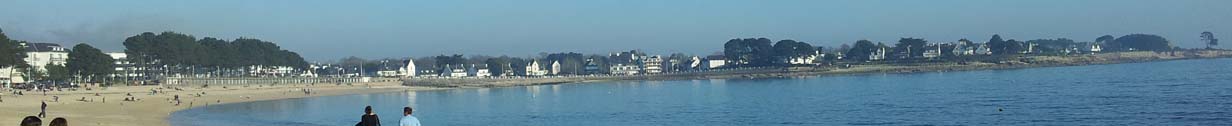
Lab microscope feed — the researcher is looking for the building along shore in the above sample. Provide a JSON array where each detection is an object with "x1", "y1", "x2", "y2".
[{"x1": 403, "y1": 50, "x2": 1232, "y2": 88}]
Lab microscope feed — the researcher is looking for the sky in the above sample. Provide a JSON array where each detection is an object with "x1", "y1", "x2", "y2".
[{"x1": 1, "y1": 0, "x2": 1229, "y2": 62}]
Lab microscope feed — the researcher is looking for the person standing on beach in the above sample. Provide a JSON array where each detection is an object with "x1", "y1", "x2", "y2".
[
  {"x1": 39, "y1": 101, "x2": 47, "y2": 118},
  {"x1": 400, "y1": 107, "x2": 420, "y2": 126},
  {"x1": 356, "y1": 106, "x2": 381, "y2": 126}
]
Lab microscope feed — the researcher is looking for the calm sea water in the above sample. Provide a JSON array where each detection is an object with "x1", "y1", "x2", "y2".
[{"x1": 170, "y1": 58, "x2": 1232, "y2": 126}]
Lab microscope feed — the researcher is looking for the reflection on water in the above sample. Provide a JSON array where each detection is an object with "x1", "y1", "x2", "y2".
[{"x1": 172, "y1": 59, "x2": 1232, "y2": 126}]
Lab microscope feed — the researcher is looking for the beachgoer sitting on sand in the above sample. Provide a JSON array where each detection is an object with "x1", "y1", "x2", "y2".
[
  {"x1": 356, "y1": 106, "x2": 381, "y2": 126},
  {"x1": 49, "y1": 117, "x2": 66, "y2": 126},
  {"x1": 400, "y1": 107, "x2": 421, "y2": 126},
  {"x1": 20, "y1": 116, "x2": 41, "y2": 126}
]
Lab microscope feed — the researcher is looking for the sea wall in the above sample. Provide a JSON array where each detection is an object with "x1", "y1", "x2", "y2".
[{"x1": 403, "y1": 67, "x2": 782, "y2": 87}]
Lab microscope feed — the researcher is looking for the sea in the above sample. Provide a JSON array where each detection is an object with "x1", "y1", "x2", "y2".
[{"x1": 170, "y1": 58, "x2": 1232, "y2": 126}]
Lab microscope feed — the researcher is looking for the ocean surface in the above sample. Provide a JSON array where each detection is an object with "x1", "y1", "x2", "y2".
[{"x1": 170, "y1": 58, "x2": 1232, "y2": 126}]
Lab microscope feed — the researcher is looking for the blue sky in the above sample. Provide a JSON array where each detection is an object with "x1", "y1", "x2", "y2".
[{"x1": 1, "y1": 0, "x2": 1229, "y2": 62}]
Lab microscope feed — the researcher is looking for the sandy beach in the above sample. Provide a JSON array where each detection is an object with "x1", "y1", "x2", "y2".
[{"x1": 0, "y1": 81, "x2": 445, "y2": 126}]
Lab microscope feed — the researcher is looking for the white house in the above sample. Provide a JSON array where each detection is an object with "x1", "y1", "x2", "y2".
[
  {"x1": 953, "y1": 43, "x2": 976, "y2": 56},
  {"x1": 0, "y1": 67, "x2": 24, "y2": 85},
  {"x1": 400, "y1": 59, "x2": 416, "y2": 77},
  {"x1": 702, "y1": 55, "x2": 726, "y2": 69},
  {"x1": 525, "y1": 60, "x2": 547, "y2": 76},
  {"x1": 922, "y1": 44, "x2": 942, "y2": 58},
  {"x1": 23, "y1": 43, "x2": 69, "y2": 72},
  {"x1": 869, "y1": 47, "x2": 887, "y2": 61},
  {"x1": 641, "y1": 55, "x2": 663, "y2": 74},
  {"x1": 1083, "y1": 42, "x2": 1102, "y2": 53},
  {"x1": 549, "y1": 61, "x2": 561, "y2": 75},
  {"x1": 376, "y1": 70, "x2": 400, "y2": 77},
  {"x1": 974, "y1": 44, "x2": 993, "y2": 55},
  {"x1": 609, "y1": 64, "x2": 640, "y2": 75},
  {"x1": 4, "y1": 42, "x2": 70, "y2": 85},
  {"x1": 466, "y1": 64, "x2": 490, "y2": 77},
  {"x1": 105, "y1": 52, "x2": 142, "y2": 79},
  {"x1": 687, "y1": 56, "x2": 701, "y2": 70},
  {"x1": 786, "y1": 51, "x2": 821, "y2": 65},
  {"x1": 439, "y1": 64, "x2": 468, "y2": 77}
]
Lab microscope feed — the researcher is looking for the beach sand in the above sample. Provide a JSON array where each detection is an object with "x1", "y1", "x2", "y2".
[{"x1": 0, "y1": 81, "x2": 444, "y2": 126}]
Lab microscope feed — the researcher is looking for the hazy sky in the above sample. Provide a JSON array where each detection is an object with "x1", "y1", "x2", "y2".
[{"x1": 1, "y1": 0, "x2": 1229, "y2": 62}]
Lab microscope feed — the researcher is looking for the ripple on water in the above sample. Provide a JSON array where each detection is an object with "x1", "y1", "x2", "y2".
[{"x1": 168, "y1": 59, "x2": 1232, "y2": 126}]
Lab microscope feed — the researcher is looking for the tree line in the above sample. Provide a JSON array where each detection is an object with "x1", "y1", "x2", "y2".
[
  {"x1": 831, "y1": 34, "x2": 1183, "y2": 62},
  {"x1": 723, "y1": 38, "x2": 818, "y2": 67},
  {"x1": 123, "y1": 32, "x2": 308, "y2": 77}
]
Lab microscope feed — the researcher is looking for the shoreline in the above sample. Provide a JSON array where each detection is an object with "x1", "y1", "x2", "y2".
[
  {"x1": 406, "y1": 50, "x2": 1232, "y2": 88},
  {"x1": 0, "y1": 50, "x2": 1227, "y2": 126}
]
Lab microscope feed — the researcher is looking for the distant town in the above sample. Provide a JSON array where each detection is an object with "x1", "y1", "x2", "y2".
[{"x1": 0, "y1": 27, "x2": 1224, "y2": 88}]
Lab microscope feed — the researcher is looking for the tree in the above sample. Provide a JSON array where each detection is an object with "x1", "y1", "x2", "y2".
[
  {"x1": 0, "y1": 27, "x2": 27, "y2": 68},
  {"x1": 665, "y1": 53, "x2": 692, "y2": 71},
  {"x1": 1096, "y1": 35, "x2": 1116, "y2": 50},
  {"x1": 845, "y1": 40, "x2": 878, "y2": 61},
  {"x1": 958, "y1": 39, "x2": 974, "y2": 45},
  {"x1": 837, "y1": 44, "x2": 851, "y2": 54},
  {"x1": 893, "y1": 38, "x2": 928, "y2": 58},
  {"x1": 987, "y1": 34, "x2": 1023, "y2": 55},
  {"x1": 544, "y1": 52, "x2": 585, "y2": 74},
  {"x1": 485, "y1": 57, "x2": 513, "y2": 76},
  {"x1": 987, "y1": 34, "x2": 1006, "y2": 54},
  {"x1": 66, "y1": 44, "x2": 116, "y2": 83},
  {"x1": 44, "y1": 65, "x2": 69, "y2": 82},
  {"x1": 1026, "y1": 38, "x2": 1077, "y2": 54},
  {"x1": 1111, "y1": 34, "x2": 1172, "y2": 51},
  {"x1": 433, "y1": 54, "x2": 466, "y2": 70},
  {"x1": 122, "y1": 32, "x2": 309, "y2": 78},
  {"x1": 1006, "y1": 39, "x2": 1025, "y2": 54},
  {"x1": 723, "y1": 38, "x2": 773, "y2": 66},
  {"x1": 1202, "y1": 31, "x2": 1219, "y2": 49},
  {"x1": 771, "y1": 40, "x2": 817, "y2": 64}
]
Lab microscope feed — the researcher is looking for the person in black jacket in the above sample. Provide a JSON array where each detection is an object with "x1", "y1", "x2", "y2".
[{"x1": 356, "y1": 106, "x2": 381, "y2": 126}]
